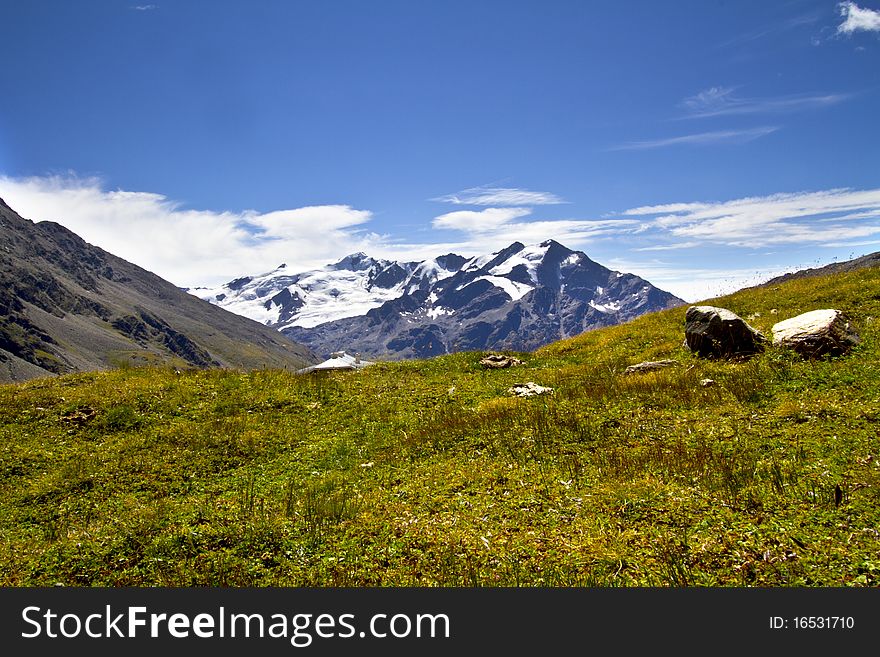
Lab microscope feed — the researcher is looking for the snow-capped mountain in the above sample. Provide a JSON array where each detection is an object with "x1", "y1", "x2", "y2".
[
  {"x1": 190, "y1": 252, "x2": 467, "y2": 329},
  {"x1": 191, "y1": 240, "x2": 685, "y2": 359}
]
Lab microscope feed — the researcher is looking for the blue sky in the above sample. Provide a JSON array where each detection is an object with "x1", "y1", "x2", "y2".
[{"x1": 1, "y1": 0, "x2": 879, "y2": 300}]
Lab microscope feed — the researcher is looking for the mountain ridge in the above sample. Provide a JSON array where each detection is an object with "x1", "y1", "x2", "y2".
[{"x1": 755, "y1": 251, "x2": 880, "y2": 288}]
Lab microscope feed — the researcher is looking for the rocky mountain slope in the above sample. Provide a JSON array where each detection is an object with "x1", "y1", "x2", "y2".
[
  {"x1": 756, "y1": 251, "x2": 880, "y2": 287},
  {"x1": 195, "y1": 239, "x2": 685, "y2": 359},
  {"x1": 0, "y1": 198, "x2": 316, "y2": 382}
]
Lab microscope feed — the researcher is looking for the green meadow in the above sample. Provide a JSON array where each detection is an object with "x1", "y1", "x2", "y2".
[{"x1": 1, "y1": 265, "x2": 878, "y2": 586}]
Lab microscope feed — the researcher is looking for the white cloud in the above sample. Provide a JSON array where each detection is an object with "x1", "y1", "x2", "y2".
[
  {"x1": 633, "y1": 242, "x2": 701, "y2": 252},
  {"x1": 432, "y1": 205, "x2": 639, "y2": 254},
  {"x1": 681, "y1": 86, "x2": 738, "y2": 114},
  {"x1": 717, "y1": 11, "x2": 822, "y2": 48},
  {"x1": 432, "y1": 207, "x2": 532, "y2": 232},
  {"x1": 602, "y1": 258, "x2": 798, "y2": 303},
  {"x1": 837, "y1": 2, "x2": 880, "y2": 34},
  {"x1": 624, "y1": 188, "x2": 880, "y2": 248},
  {"x1": 680, "y1": 87, "x2": 849, "y2": 118},
  {"x1": 432, "y1": 186, "x2": 565, "y2": 206},
  {"x1": 0, "y1": 174, "x2": 381, "y2": 287},
  {"x1": 459, "y1": 218, "x2": 640, "y2": 252},
  {"x1": 131, "y1": 4, "x2": 157, "y2": 10},
  {"x1": 822, "y1": 238, "x2": 880, "y2": 248},
  {"x1": 248, "y1": 205, "x2": 371, "y2": 239},
  {"x1": 610, "y1": 126, "x2": 779, "y2": 151},
  {"x1": 623, "y1": 202, "x2": 712, "y2": 216}
]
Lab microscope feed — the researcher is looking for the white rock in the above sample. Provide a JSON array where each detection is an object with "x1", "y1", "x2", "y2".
[{"x1": 772, "y1": 309, "x2": 859, "y2": 357}]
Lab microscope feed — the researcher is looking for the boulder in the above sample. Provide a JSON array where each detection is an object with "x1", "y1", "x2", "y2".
[
  {"x1": 684, "y1": 305, "x2": 766, "y2": 359},
  {"x1": 623, "y1": 359, "x2": 677, "y2": 375},
  {"x1": 771, "y1": 309, "x2": 859, "y2": 358},
  {"x1": 480, "y1": 353, "x2": 524, "y2": 369},
  {"x1": 508, "y1": 382, "x2": 553, "y2": 397}
]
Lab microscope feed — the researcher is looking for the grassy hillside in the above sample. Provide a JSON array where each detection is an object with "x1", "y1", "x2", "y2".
[{"x1": 1, "y1": 265, "x2": 878, "y2": 586}]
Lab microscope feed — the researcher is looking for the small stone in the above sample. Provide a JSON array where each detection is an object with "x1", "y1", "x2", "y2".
[
  {"x1": 507, "y1": 382, "x2": 553, "y2": 397},
  {"x1": 623, "y1": 360, "x2": 678, "y2": 375},
  {"x1": 480, "y1": 353, "x2": 524, "y2": 369},
  {"x1": 700, "y1": 378, "x2": 716, "y2": 387}
]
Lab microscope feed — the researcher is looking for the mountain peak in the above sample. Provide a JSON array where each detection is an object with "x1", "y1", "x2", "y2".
[
  {"x1": 537, "y1": 239, "x2": 575, "y2": 257},
  {"x1": 331, "y1": 252, "x2": 375, "y2": 271},
  {"x1": 539, "y1": 239, "x2": 567, "y2": 250}
]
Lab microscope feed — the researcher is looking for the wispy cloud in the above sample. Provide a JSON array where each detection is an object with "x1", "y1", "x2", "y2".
[
  {"x1": 632, "y1": 242, "x2": 701, "y2": 252},
  {"x1": 823, "y1": 238, "x2": 880, "y2": 248},
  {"x1": 623, "y1": 188, "x2": 880, "y2": 248},
  {"x1": 609, "y1": 126, "x2": 778, "y2": 151},
  {"x1": 432, "y1": 186, "x2": 565, "y2": 206},
  {"x1": 432, "y1": 207, "x2": 532, "y2": 232},
  {"x1": 602, "y1": 257, "x2": 799, "y2": 303},
  {"x1": 837, "y1": 1, "x2": 880, "y2": 34},
  {"x1": 131, "y1": 4, "x2": 157, "y2": 10},
  {"x1": 431, "y1": 205, "x2": 640, "y2": 253},
  {"x1": 717, "y1": 11, "x2": 822, "y2": 48},
  {"x1": 680, "y1": 87, "x2": 849, "y2": 118},
  {"x1": 624, "y1": 202, "x2": 712, "y2": 216}
]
